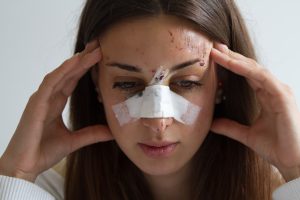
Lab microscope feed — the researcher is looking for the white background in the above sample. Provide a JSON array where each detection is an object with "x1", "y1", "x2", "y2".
[{"x1": 1, "y1": 0, "x2": 300, "y2": 156}]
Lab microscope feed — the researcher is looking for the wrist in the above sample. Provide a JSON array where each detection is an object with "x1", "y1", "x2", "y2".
[
  {"x1": 0, "y1": 159, "x2": 37, "y2": 183},
  {"x1": 277, "y1": 165, "x2": 300, "y2": 182}
]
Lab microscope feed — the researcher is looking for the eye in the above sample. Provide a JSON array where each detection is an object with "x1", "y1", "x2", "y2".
[
  {"x1": 113, "y1": 81, "x2": 144, "y2": 91},
  {"x1": 170, "y1": 80, "x2": 203, "y2": 91}
]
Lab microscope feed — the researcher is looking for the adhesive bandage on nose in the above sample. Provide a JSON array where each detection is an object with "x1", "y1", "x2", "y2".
[{"x1": 112, "y1": 67, "x2": 202, "y2": 126}]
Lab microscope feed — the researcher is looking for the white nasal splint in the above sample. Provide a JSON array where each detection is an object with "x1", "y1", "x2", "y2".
[{"x1": 112, "y1": 67, "x2": 202, "y2": 126}]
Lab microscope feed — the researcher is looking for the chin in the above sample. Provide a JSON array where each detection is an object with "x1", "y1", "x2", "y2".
[{"x1": 133, "y1": 157, "x2": 187, "y2": 177}]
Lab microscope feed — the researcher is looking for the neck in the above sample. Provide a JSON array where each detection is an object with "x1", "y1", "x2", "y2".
[{"x1": 144, "y1": 160, "x2": 193, "y2": 200}]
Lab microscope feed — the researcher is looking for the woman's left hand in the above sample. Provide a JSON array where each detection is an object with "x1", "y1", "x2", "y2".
[{"x1": 210, "y1": 43, "x2": 300, "y2": 182}]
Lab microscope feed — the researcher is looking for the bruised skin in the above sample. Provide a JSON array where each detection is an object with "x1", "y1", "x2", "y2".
[
  {"x1": 167, "y1": 29, "x2": 210, "y2": 69},
  {"x1": 95, "y1": 15, "x2": 217, "y2": 185},
  {"x1": 168, "y1": 29, "x2": 209, "y2": 67},
  {"x1": 99, "y1": 16, "x2": 212, "y2": 77}
]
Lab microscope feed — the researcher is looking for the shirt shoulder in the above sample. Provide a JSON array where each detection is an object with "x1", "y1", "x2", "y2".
[
  {"x1": 35, "y1": 162, "x2": 65, "y2": 200},
  {"x1": 272, "y1": 177, "x2": 300, "y2": 200}
]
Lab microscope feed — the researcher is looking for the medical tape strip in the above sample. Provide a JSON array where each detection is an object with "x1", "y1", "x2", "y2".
[{"x1": 112, "y1": 66, "x2": 202, "y2": 126}]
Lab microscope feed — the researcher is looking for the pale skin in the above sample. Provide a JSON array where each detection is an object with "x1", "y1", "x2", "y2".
[
  {"x1": 211, "y1": 44, "x2": 300, "y2": 181},
  {"x1": 93, "y1": 16, "x2": 216, "y2": 200},
  {"x1": 0, "y1": 15, "x2": 299, "y2": 200}
]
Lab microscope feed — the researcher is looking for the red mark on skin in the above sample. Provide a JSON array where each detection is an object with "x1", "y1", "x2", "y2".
[
  {"x1": 168, "y1": 30, "x2": 175, "y2": 43},
  {"x1": 135, "y1": 48, "x2": 145, "y2": 55},
  {"x1": 200, "y1": 60, "x2": 205, "y2": 66},
  {"x1": 175, "y1": 45, "x2": 184, "y2": 51},
  {"x1": 151, "y1": 69, "x2": 156, "y2": 74}
]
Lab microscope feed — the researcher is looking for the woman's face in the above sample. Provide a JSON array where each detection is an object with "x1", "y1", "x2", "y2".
[{"x1": 94, "y1": 15, "x2": 218, "y2": 176}]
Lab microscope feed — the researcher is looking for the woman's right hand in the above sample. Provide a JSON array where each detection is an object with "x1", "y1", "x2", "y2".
[{"x1": 0, "y1": 40, "x2": 114, "y2": 183}]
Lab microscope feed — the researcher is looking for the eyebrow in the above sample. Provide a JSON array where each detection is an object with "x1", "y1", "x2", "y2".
[{"x1": 106, "y1": 58, "x2": 201, "y2": 73}]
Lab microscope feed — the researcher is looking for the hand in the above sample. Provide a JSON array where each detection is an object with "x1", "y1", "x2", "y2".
[
  {"x1": 210, "y1": 43, "x2": 300, "y2": 182},
  {"x1": 0, "y1": 40, "x2": 114, "y2": 182}
]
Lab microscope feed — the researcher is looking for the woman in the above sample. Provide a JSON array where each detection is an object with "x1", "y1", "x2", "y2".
[{"x1": 0, "y1": 0, "x2": 300, "y2": 199}]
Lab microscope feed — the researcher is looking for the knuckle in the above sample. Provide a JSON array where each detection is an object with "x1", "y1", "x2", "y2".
[
  {"x1": 282, "y1": 83, "x2": 294, "y2": 95},
  {"x1": 277, "y1": 84, "x2": 295, "y2": 104},
  {"x1": 64, "y1": 54, "x2": 80, "y2": 65},
  {"x1": 63, "y1": 58, "x2": 74, "y2": 66},
  {"x1": 59, "y1": 89, "x2": 69, "y2": 98},
  {"x1": 64, "y1": 56, "x2": 81, "y2": 69},
  {"x1": 252, "y1": 60, "x2": 260, "y2": 68},
  {"x1": 227, "y1": 49, "x2": 232, "y2": 56},
  {"x1": 246, "y1": 66, "x2": 256, "y2": 77},
  {"x1": 28, "y1": 91, "x2": 38, "y2": 102},
  {"x1": 261, "y1": 66, "x2": 269, "y2": 72},
  {"x1": 40, "y1": 73, "x2": 55, "y2": 93},
  {"x1": 226, "y1": 58, "x2": 235, "y2": 66},
  {"x1": 260, "y1": 67, "x2": 270, "y2": 77},
  {"x1": 42, "y1": 73, "x2": 52, "y2": 85}
]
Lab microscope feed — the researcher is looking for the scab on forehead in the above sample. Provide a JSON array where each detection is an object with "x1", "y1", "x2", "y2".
[
  {"x1": 199, "y1": 42, "x2": 207, "y2": 67},
  {"x1": 168, "y1": 30, "x2": 175, "y2": 43},
  {"x1": 199, "y1": 60, "x2": 205, "y2": 67}
]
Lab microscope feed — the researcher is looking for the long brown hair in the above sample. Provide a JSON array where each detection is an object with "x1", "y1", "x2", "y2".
[{"x1": 65, "y1": 0, "x2": 273, "y2": 199}]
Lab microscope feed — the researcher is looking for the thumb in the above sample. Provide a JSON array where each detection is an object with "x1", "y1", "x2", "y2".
[
  {"x1": 210, "y1": 118, "x2": 250, "y2": 147},
  {"x1": 68, "y1": 125, "x2": 114, "y2": 153}
]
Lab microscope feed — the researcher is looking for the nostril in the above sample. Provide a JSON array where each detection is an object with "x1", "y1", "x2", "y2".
[{"x1": 141, "y1": 118, "x2": 173, "y2": 133}]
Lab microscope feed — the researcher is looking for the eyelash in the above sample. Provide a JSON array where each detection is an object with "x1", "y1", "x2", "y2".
[
  {"x1": 112, "y1": 80, "x2": 203, "y2": 92},
  {"x1": 113, "y1": 82, "x2": 143, "y2": 91},
  {"x1": 171, "y1": 80, "x2": 203, "y2": 90}
]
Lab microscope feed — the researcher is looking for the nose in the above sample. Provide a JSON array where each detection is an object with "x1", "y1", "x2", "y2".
[{"x1": 141, "y1": 117, "x2": 174, "y2": 133}]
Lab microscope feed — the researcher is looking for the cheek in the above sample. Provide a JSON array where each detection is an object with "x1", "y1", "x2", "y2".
[
  {"x1": 97, "y1": 82, "x2": 122, "y2": 134},
  {"x1": 100, "y1": 92, "x2": 138, "y2": 143},
  {"x1": 101, "y1": 96, "x2": 121, "y2": 131},
  {"x1": 180, "y1": 86, "x2": 216, "y2": 143},
  {"x1": 178, "y1": 101, "x2": 215, "y2": 158},
  {"x1": 194, "y1": 89, "x2": 216, "y2": 134}
]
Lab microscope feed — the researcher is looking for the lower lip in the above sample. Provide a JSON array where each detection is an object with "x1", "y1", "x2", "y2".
[{"x1": 138, "y1": 143, "x2": 178, "y2": 158}]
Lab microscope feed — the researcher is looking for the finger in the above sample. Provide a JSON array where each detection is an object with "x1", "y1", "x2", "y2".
[
  {"x1": 38, "y1": 40, "x2": 100, "y2": 97},
  {"x1": 255, "y1": 88, "x2": 275, "y2": 113},
  {"x1": 32, "y1": 47, "x2": 101, "y2": 124},
  {"x1": 53, "y1": 46, "x2": 102, "y2": 96},
  {"x1": 214, "y1": 43, "x2": 263, "y2": 91},
  {"x1": 81, "y1": 39, "x2": 100, "y2": 56},
  {"x1": 210, "y1": 118, "x2": 250, "y2": 147},
  {"x1": 39, "y1": 47, "x2": 101, "y2": 101},
  {"x1": 44, "y1": 47, "x2": 102, "y2": 122},
  {"x1": 214, "y1": 42, "x2": 247, "y2": 61},
  {"x1": 211, "y1": 47, "x2": 282, "y2": 96},
  {"x1": 67, "y1": 125, "x2": 115, "y2": 153}
]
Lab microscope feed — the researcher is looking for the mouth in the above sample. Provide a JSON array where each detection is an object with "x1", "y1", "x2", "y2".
[{"x1": 138, "y1": 142, "x2": 179, "y2": 158}]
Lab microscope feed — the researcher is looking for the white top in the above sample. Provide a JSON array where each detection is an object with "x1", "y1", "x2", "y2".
[{"x1": 1, "y1": 168, "x2": 300, "y2": 200}]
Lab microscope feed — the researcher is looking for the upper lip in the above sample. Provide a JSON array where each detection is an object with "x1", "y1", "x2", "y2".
[{"x1": 139, "y1": 141, "x2": 179, "y2": 147}]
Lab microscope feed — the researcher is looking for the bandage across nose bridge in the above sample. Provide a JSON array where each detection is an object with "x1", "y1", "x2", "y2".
[{"x1": 112, "y1": 66, "x2": 202, "y2": 126}]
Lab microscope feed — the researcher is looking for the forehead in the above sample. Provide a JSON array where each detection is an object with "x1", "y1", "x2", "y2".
[
  {"x1": 100, "y1": 15, "x2": 210, "y2": 46},
  {"x1": 98, "y1": 15, "x2": 212, "y2": 68}
]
